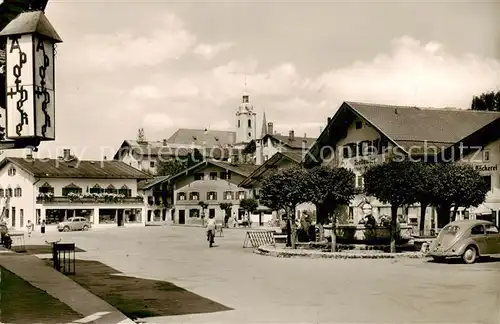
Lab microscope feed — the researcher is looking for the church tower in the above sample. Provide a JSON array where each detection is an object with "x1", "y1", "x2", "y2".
[{"x1": 235, "y1": 92, "x2": 257, "y2": 144}]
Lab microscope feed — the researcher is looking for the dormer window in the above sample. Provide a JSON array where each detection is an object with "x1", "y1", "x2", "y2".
[{"x1": 118, "y1": 185, "x2": 132, "y2": 197}]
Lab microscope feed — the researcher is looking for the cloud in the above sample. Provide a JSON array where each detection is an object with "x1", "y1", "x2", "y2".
[
  {"x1": 72, "y1": 12, "x2": 196, "y2": 71},
  {"x1": 311, "y1": 35, "x2": 500, "y2": 109},
  {"x1": 142, "y1": 113, "x2": 190, "y2": 132},
  {"x1": 193, "y1": 42, "x2": 234, "y2": 60}
]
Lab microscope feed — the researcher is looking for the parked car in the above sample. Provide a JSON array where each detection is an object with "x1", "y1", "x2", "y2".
[
  {"x1": 427, "y1": 219, "x2": 500, "y2": 264},
  {"x1": 57, "y1": 217, "x2": 91, "y2": 232}
]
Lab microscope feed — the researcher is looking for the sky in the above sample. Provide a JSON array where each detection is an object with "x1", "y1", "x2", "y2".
[{"x1": 10, "y1": 0, "x2": 500, "y2": 159}]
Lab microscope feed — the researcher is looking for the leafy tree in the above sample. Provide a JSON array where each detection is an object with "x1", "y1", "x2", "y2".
[
  {"x1": 305, "y1": 166, "x2": 356, "y2": 251},
  {"x1": 219, "y1": 202, "x2": 233, "y2": 227},
  {"x1": 239, "y1": 198, "x2": 258, "y2": 214},
  {"x1": 471, "y1": 91, "x2": 500, "y2": 111},
  {"x1": 156, "y1": 158, "x2": 187, "y2": 177},
  {"x1": 260, "y1": 165, "x2": 309, "y2": 248},
  {"x1": 412, "y1": 162, "x2": 436, "y2": 237},
  {"x1": 364, "y1": 160, "x2": 419, "y2": 252},
  {"x1": 429, "y1": 163, "x2": 489, "y2": 228},
  {"x1": 187, "y1": 148, "x2": 205, "y2": 168}
]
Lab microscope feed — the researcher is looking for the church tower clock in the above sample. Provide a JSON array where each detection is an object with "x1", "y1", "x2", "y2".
[{"x1": 235, "y1": 92, "x2": 257, "y2": 145}]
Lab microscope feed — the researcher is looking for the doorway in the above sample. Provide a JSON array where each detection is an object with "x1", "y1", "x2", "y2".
[
  {"x1": 117, "y1": 210, "x2": 124, "y2": 226},
  {"x1": 209, "y1": 208, "x2": 215, "y2": 218},
  {"x1": 147, "y1": 210, "x2": 152, "y2": 222},
  {"x1": 179, "y1": 210, "x2": 185, "y2": 224}
]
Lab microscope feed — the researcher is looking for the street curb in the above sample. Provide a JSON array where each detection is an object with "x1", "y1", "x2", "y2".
[{"x1": 254, "y1": 245, "x2": 426, "y2": 259}]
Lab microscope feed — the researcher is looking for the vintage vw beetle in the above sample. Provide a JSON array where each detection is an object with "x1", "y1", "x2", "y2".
[{"x1": 427, "y1": 220, "x2": 500, "y2": 264}]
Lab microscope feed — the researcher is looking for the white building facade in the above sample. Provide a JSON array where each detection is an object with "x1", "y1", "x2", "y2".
[{"x1": 0, "y1": 155, "x2": 150, "y2": 232}]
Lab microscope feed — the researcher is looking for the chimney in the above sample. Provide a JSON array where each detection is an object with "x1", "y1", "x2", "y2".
[
  {"x1": 163, "y1": 139, "x2": 167, "y2": 146},
  {"x1": 267, "y1": 122, "x2": 273, "y2": 135},
  {"x1": 289, "y1": 130, "x2": 295, "y2": 141},
  {"x1": 63, "y1": 149, "x2": 71, "y2": 160}
]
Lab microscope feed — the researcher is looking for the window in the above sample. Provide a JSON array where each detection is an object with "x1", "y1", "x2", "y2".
[
  {"x1": 485, "y1": 224, "x2": 499, "y2": 234},
  {"x1": 342, "y1": 146, "x2": 350, "y2": 158},
  {"x1": 237, "y1": 120, "x2": 240, "y2": 128},
  {"x1": 237, "y1": 191, "x2": 246, "y2": 200},
  {"x1": 356, "y1": 176, "x2": 364, "y2": 188},
  {"x1": 248, "y1": 132, "x2": 252, "y2": 137},
  {"x1": 209, "y1": 172, "x2": 217, "y2": 180},
  {"x1": 224, "y1": 191, "x2": 234, "y2": 200},
  {"x1": 36, "y1": 209, "x2": 41, "y2": 225},
  {"x1": 14, "y1": 187, "x2": 22, "y2": 197},
  {"x1": 194, "y1": 173, "x2": 204, "y2": 180},
  {"x1": 471, "y1": 225, "x2": 485, "y2": 235},
  {"x1": 207, "y1": 191, "x2": 217, "y2": 200},
  {"x1": 39, "y1": 183, "x2": 54, "y2": 194},
  {"x1": 150, "y1": 161, "x2": 155, "y2": 168},
  {"x1": 6, "y1": 188, "x2": 12, "y2": 197},
  {"x1": 105, "y1": 184, "x2": 117, "y2": 194},
  {"x1": 62, "y1": 183, "x2": 82, "y2": 196},
  {"x1": 118, "y1": 185, "x2": 132, "y2": 197},
  {"x1": 0, "y1": 188, "x2": 3, "y2": 197},
  {"x1": 483, "y1": 150, "x2": 490, "y2": 162},
  {"x1": 482, "y1": 176, "x2": 492, "y2": 191},
  {"x1": 8, "y1": 167, "x2": 16, "y2": 176},
  {"x1": 20, "y1": 209, "x2": 24, "y2": 227},
  {"x1": 248, "y1": 119, "x2": 252, "y2": 128},
  {"x1": 220, "y1": 171, "x2": 231, "y2": 180},
  {"x1": 189, "y1": 209, "x2": 200, "y2": 218},
  {"x1": 177, "y1": 192, "x2": 186, "y2": 201},
  {"x1": 90, "y1": 184, "x2": 103, "y2": 194},
  {"x1": 355, "y1": 121, "x2": 362, "y2": 129},
  {"x1": 189, "y1": 192, "x2": 199, "y2": 200}
]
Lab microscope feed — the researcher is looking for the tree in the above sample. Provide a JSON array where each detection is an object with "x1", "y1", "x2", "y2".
[
  {"x1": 471, "y1": 91, "x2": 500, "y2": 111},
  {"x1": 259, "y1": 165, "x2": 309, "y2": 248},
  {"x1": 219, "y1": 202, "x2": 233, "y2": 227},
  {"x1": 305, "y1": 166, "x2": 356, "y2": 251},
  {"x1": 429, "y1": 163, "x2": 489, "y2": 228},
  {"x1": 240, "y1": 198, "x2": 258, "y2": 215},
  {"x1": 412, "y1": 162, "x2": 436, "y2": 237},
  {"x1": 187, "y1": 148, "x2": 205, "y2": 168},
  {"x1": 156, "y1": 159, "x2": 187, "y2": 177},
  {"x1": 364, "y1": 160, "x2": 419, "y2": 253}
]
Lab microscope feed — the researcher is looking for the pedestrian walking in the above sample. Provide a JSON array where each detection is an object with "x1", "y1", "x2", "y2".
[
  {"x1": 26, "y1": 220, "x2": 34, "y2": 237},
  {"x1": 41, "y1": 219, "x2": 46, "y2": 234}
]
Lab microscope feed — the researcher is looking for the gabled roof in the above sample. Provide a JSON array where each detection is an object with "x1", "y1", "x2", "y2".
[
  {"x1": 0, "y1": 10, "x2": 62, "y2": 42},
  {"x1": 306, "y1": 101, "x2": 500, "y2": 165},
  {"x1": 0, "y1": 157, "x2": 152, "y2": 180},
  {"x1": 243, "y1": 133, "x2": 317, "y2": 153},
  {"x1": 138, "y1": 175, "x2": 171, "y2": 190},
  {"x1": 113, "y1": 139, "x2": 240, "y2": 160},
  {"x1": 167, "y1": 159, "x2": 259, "y2": 183},
  {"x1": 239, "y1": 151, "x2": 302, "y2": 188},
  {"x1": 0, "y1": 0, "x2": 48, "y2": 32},
  {"x1": 166, "y1": 128, "x2": 236, "y2": 147}
]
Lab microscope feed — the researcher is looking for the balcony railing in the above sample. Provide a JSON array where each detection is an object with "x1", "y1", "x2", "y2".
[{"x1": 37, "y1": 194, "x2": 144, "y2": 204}]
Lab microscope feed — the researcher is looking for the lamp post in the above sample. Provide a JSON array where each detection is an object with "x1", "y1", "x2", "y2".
[{"x1": 0, "y1": 10, "x2": 62, "y2": 151}]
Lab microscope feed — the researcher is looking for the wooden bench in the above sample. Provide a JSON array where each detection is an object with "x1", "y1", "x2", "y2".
[{"x1": 243, "y1": 230, "x2": 276, "y2": 248}]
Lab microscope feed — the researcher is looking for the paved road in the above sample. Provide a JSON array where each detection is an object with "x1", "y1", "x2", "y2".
[{"x1": 28, "y1": 226, "x2": 500, "y2": 324}]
